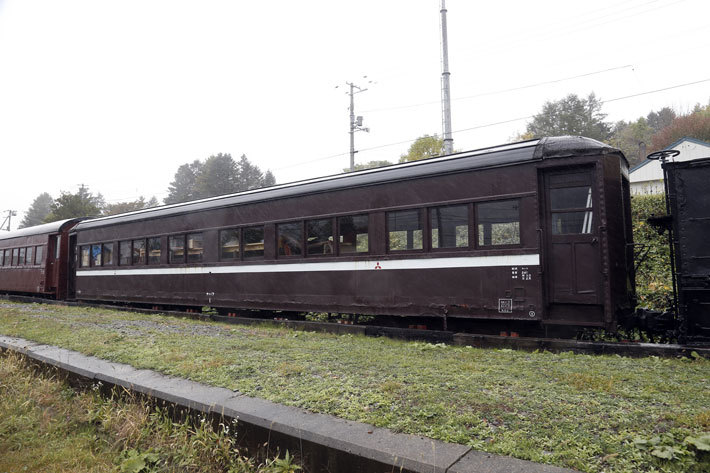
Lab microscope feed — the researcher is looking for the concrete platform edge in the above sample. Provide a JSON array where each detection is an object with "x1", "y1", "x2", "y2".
[{"x1": 0, "y1": 335, "x2": 578, "y2": 473}]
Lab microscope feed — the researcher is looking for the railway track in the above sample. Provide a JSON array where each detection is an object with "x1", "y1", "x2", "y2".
[{"x1": 3, "y1": 294, "x2": 708, "y2": 359}]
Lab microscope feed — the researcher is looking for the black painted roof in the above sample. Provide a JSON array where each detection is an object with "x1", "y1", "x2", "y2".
[{"x1": 76, "y1": 136, "x2": 621, "y2": 231}]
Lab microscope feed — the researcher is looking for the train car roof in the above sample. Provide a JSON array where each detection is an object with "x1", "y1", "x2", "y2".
[
  {"x1": 0, "y1": 218, "x2": 83, "y2": 241},
  {"x1": 76, "y1": 136, "x2": 622, "y2": 231}
]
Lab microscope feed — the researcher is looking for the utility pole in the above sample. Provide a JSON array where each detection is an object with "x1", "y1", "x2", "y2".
[
  {"x1": 440, "y1": 0, "x2": 454, "y2": 155},
  {"x1": 2, "y1": 210, "x2": 17, "y2": 232},
  {"x1": 343, "y1": 81, "x2": 369, "y2": 171}
]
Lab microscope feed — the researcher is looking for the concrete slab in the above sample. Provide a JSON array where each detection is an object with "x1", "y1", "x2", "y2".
[
  {"x1": 0, "y1": 335, "x2": 578, "y2": 473},
  {"x1": 449, "y1": 450, "x2": 575, "y2": 473}
]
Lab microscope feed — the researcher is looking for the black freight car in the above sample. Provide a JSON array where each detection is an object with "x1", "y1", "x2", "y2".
[
  {"x1": 0, "y1": 219, "x2": 82, "y2": 299},
  {"x1": 71, "y1": 136, "x2": 635, "y2": 335},
  {"x1": 661, "y1": 156, "x2": 710, "y2": 342}
]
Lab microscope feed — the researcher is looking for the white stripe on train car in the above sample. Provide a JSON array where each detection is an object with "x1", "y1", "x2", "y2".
[{"x1": 76, "y1": 254, "x2": 540, "y2": 277}]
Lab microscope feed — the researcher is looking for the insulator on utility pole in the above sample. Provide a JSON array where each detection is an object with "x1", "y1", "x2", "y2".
[
  {"x1": 2, "y1": 210, "x2": 17, "y2": 232},
  {"x1": 341, "y1": 81, "x2": 370, "y2": 172},
  {"x1": 440, "y1": 0, "x2": 454, "y2": 155}
]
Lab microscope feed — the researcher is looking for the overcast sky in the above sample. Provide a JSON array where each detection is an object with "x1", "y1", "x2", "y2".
[{"x1": 1, "y1": 0, "x2": 708, "y2": 229}]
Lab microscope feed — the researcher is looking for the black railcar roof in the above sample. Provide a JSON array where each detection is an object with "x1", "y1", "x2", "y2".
[
  {"x1": 76, "y1": 136, "x2": 621, "y2": 231},
  {"x1": 0, "y1": 218, "x2": 83, "y2": 241}
]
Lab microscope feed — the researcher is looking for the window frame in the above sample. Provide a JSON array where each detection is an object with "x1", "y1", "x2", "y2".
[
  {"x1": 306, "y1": 218, "x2": 335, "y2": 257},
  {"x1": 428, "y1": 204, "x2": 472, "y2": 252},
  {"x1": 132, "y1": 239, "x2": 146, "y2": 265},
  {"x1": 336, "y1": 213, "x2": 370, "y2": 256},
  {"x1": 119, "y1": 241, "x2": 132, "y2": 266},
  {"x1": 147, "y1": 237, "x2": 161, "y2": 265},
  {"x1": 219, "y1": 228, "x2": 241, "y2": 261},
  {"x1": 276, "y1": 221, "x2": 304, "y2": 258},
  {"x1": 34, "y1": 245, "x2": 44, "y2": 265},
  {"x1": 102, "y1": 242, "x2": 114, "y2": 266},
  {"x1": 169, "y1": 234, "x2": 186, "y2": 264},
  {"x1": 242, "y1": 225, "x2": 265, "y2": 260},
  {"x1": 186, "y1": 233, "x2": 203, "y2": 264},
  {"x1": 386, "y1": 208, "x2": 425, "y2": 253},
  {"x1": 474, "y1": 198, "x2": 522, "y2": 249}
]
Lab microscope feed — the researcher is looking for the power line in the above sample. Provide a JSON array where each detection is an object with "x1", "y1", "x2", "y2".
[
  {"x1": 363, "y1": 64, "x2": 634, "y2": 114},
  {"x1": 272, "y1": 76, "x2": 710, "y2": 172}
]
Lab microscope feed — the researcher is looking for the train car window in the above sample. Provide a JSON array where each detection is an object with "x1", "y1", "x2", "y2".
[
  {"x1": 550, "y1": 186, "x2": 593, "y2": 234},
  {"x1": 220, "y1": 229, "x2": 240, "y2": 260},
  {"x1": 387, "y1": 210, "x2": 423, "y2": 251},
  {"x1": 12, "y1": 248, "x2": 19, "y2": 266},
  {"x1": 18, "y1": 248, "x2": 26, "y2": 266},
  {"x1": 80, "y1": 246, "x2": 90, "y2": 267},
  {"x1": 26, "y1": 247, "x2": 34, "y2": 265},
  {"x1": 35, "y1": 246, "x2": 44, "y2": 265},
  {"x1": 133, "y1": 239, "x2": 146, "y2": 265},
  {"x1": 91, "y1": 244, "x2": 102, "y2": 267},
  {"x1": 102, "y1": 243, "x2": 114, "y2": 266},
  {"x1": 338, "y1": 214, "x2": 369, "y2": 254},
  {"x1": 243, "y1": 226, "x2": 264, "y2": 259},
  {"x1": 169, "y1": 235, "x2": 185, "y2": 264},
  {"x1": 119, "y1": 241, "x2": 131, "y2": 266},
  {"x1": 277, "y1": 222, "x2": 303, "y2": 257},
  {"x1": 477, "y1": 200, "x2": 520, "y2": 246},
  {"x1": 307, "y1": 219, "x2": 334, "y2": 256},
  {"x1": 187, "y1": 233, "x2": 203, "y2": 263},
  {"x1": 55, "y1": 235, "x2": 61, "y2": 259},
  {"x1": 431, "y1": 205, "x2": 469, "y2": 249},
  {"x1": 147, "y1": 238, "x2": 161, "y2": 264},
  {"x1": 1, "y1": 249, "x2": 5, "y2": 266}
]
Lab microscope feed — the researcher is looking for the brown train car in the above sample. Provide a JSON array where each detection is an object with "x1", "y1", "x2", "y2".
[
  {"x1": 0, "y1": 219, "x2": 82, "y2": 299},
  {"x1": 72, "y1": 136, "x2": 635, "y2": 334}
]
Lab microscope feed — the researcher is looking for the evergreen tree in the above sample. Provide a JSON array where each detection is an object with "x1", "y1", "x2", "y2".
[
  {"x1": 19, "y1": 192, "x2": 53, "y2": 228},
  {"x1": 525, "y1": 93, "x2": 612, "y2": 142},
  {"x1": 164, "y1": 154, "x2": 276, "y2": 204},
  {"x1": 44, "y1": 185, "x2": 104, "y2": 222}
]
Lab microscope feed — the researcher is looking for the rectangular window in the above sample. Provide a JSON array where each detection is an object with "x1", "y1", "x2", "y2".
[
  {"x1": 91, "y1": 244, "x2": 102, "y2": 267},
  {"x1": 220, "y1": 229, "x2": 240, "y2": 260},
  {"x1": 35, "y1": 246, "x2": 44, "y2": 265},
  {"x1": 119, "y1": 241, "x2": 132, "y2": 266},
  {"x1": 55, "y1": 235, "x2": 61, "y2": 259},
  {"x1": 26, "y1": 247, "x2": 34, "y2": 265},
  {"x1": 169, "y1": 235, "x2": 185, "y2": 264},
  {"x1": 550, "y1": 186, "x2": 593, "y2": 234},
  {"x1": 307, "y1": 219, "x2": 334, "y2": 256},
  {"x1": 387, "y1": 209, "x2": 423, "y2": 251},
  {"x1": 80, "y1": 246, "x2": 90, "y2": 268},
  {"x1": 431, "y1": 205, "x2": 469, "y2": 249},
  {"x1": 477, "y1": 200, "x2": 521, "y2": 246},
  {"x1": 147, "y1": 237, "x2": 161, "y2": 264},
  {"x1": 18, "y1": 248, "x2": 26, "y2": 266},
  {"x1": 187, "y1": 233, "x2": 203, "y2": 263},
  {"x1": 12, "y1": 248, "x2": 19, "y2": 266},
  {"x1": 277, "y1": 222, "x2": 302, "y2": 257},
  {"x1": 102, "y1": 243, "x2": 114, "y2": 266},
  {"x1": 243, "y1": 226, "x2": 264, "y2": 259},
  {"x1": 132, "y1": 239, "x2": 146, "y2": 265},
  {"x1": 1, "y1": 249, "x2": 5, "y2": 266},
  {"x1": 338, "y1": 214, "x2": 369, "y2": 254}
]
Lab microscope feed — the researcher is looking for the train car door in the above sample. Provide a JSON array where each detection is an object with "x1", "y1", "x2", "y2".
[
  {"x1": 46, "y1": 234, "x2": 61, "y2": 290},
  {"x1": 67, "y1": 233, "x2": 77, "y2": 299},
  {"x1": 543, "y1": 168, "x2": 602, "y2": 309}
]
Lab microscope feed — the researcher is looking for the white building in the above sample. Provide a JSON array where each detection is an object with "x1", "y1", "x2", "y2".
[{"x1": 629, "y1": 137, "x2": 710, "y2": 195}]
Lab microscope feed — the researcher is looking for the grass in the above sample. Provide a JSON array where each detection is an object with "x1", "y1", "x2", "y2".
[
  {"x1": 1, "y1": 301, "x2": 709, "y2": 472},
  {"x1": 0, "y1": 350, "x2": 300, "y2": 473}
]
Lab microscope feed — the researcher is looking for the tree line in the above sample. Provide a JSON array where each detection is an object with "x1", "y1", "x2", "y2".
[{"x1": 19, "y1": 153, "x2": 275, "y2": 229}]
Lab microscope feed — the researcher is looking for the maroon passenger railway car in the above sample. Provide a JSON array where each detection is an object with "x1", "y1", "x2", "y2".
[
  {"x1": 72, "y1": 136, "x2": 635, "y2": 334},
  {"x1": 0, "y1": 219, "x2": 82, "y2": 299}
]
